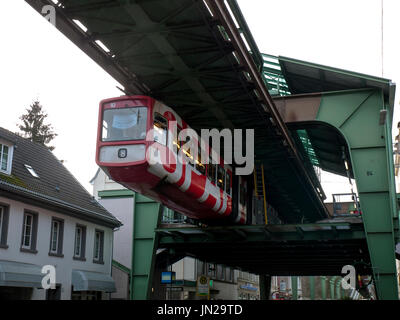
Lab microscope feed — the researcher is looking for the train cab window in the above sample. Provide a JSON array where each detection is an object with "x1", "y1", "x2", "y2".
[
  {"x1": 208, "y1": 160, "x2": 216, "y2": 184},
  {"x1": 225, "y1": 171, "x2": 231, "y2": 195},
  {"x1": 196, "y1": 145, "x2": 206, "y2": 175},
  {"x1": 153, "y1": 113, "x2": 168, "y2": 145},
  {"x1": 217, "y1": 166, "x2": 225, "y2": 190},
  {"x1": 102, "y1": 107, "x2": 147, "y2": 142}
]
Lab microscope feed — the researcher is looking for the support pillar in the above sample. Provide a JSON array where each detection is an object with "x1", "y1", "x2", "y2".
[
  {"x1": 336, "y1": 281, "x2": 342, "y2": 300},
  {"x1": 330, "y1": 276, "x2": 338, "y2": 300},
  {"x1": 317, "y1": 90, "x2": 399, "y2": 299},
  {"x1": 309, "y1": 276, "x2": 315, "y2": 300},
  {"x1": 130, "y1": 193, "x2": 162, "y2": 300},
  {"x1": 259, "y1": 275, "x2": 271, "y2": 300},
  {"x1": 291, "y1": 276, "x2": 298, "y2": 300},
  {"x1": 321, "y1": 276, "x2": 327, "y2": 300}
]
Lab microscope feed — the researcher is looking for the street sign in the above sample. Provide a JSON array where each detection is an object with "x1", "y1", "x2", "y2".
[
  {"x1": 196, "y1": 275, "x2": 210, "y2": 297},
  {"x1": 161, "y1": 271, "x2": 176, "y2": 284}
]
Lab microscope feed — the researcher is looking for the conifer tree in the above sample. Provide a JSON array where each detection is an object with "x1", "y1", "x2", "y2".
[{"x1": 18, "y1": 100, "x2": 57, "y2": 151}]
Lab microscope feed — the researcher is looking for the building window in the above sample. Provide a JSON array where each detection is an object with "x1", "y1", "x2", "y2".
[
  {"x1": 21, "y1": 211, "x2": 38, "y2": 252},
  {"x1": 226, "y1": 267, "x2": 233, "y2": 282},
  {"x1": 71, "y1": 290, "x2": 102, "y2": 300},
  {"x1": 74, "y1": 225, "x2": 86, "y2": 260},
  {"x1": 24, "y1": 164, "x2": 39, "y2": 178},
  {"x1": 49, "y1": 218, "x2": 64, "y2": 256},
  {"x1": 207, "y1": 263, "x2": 216, "y2": 279},
  {"x1": 0, "y1": 142, "x2": 13, "y2": 175},
  {"x1": 0, "y1": 204, "x2": 9, "y2": 248},
  {"x1": 197, "y1": 260, "x2": 205, "y2": 276},
  {"x1": 93, "y1": 230, "x2": 104, "y2": 264},
  {"x1": 50, "y1": 221, "x2": 59, "y2": 252},
  {"x1": 0, "y1": 207, "x2": 3, "y2": 242},
  {"x1": 22, "y1": 213, "x2": 33, "y2": 248},
  {"x1": 217, "y1": 264, "x2": 225, "y2": 281}
]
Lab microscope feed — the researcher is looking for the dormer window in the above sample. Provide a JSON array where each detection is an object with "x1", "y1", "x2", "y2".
[
  {"x1": 25, "y1": 164, "x2": 39, "y2": 178},
  {"x1": 0, "y1": 141, "x2": 13, "y2": 175}
]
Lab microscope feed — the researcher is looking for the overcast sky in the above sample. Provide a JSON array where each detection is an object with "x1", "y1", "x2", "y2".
[{"x1": 1, "y1": 1, "x2": 399, "y2": 201}]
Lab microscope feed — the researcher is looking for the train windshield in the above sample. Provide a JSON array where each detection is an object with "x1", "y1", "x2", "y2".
[{"x1": 102, "y1": 107, "x2": 147, "y2": 142}]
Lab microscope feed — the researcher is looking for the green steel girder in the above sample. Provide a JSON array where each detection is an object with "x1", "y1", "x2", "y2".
[
  {"x1": 157, "y1": 221, "x2": 370, "y2": 276},
  {"x1": 279, "y1": 88, "x2": 398, "y2": 299},
  {"x1": 321, "y1": 276, "x2": 328, "y2": 300},
  {"x1": 272, "y1": 81, "x2": 398, "y2": 299},
  {"x1": 157, "y1": 223, "x2": 366, "y2": 244},
  {"x1": 316, "y1": 89, "x2": 399, "y2": 299},
  {"x1": 261, "y1": 53, "x2": 291, "y2": 96},
  {"x1": 309, "y1": 276, "x2": 315, "y2": 300},
  {"x1": 130, "y1": 193, "x2": 162, "y2": 300},
  {"x1": 329, "y1": 276, "x2": 339, "y2": 300},
  {"x1": 291, "y1": 276, "x2": 298, "y2": 300}
]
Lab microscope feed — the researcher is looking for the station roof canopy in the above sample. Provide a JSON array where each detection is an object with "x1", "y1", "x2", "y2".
[
  {"x1": 278, "y1": 56, "x2": 395, "y2": 107},
  {"x1": 268, "y1": 52, "x2": 398, "y2": 194},
  {"x1": 275, "y1": 56, "x2": 396, "y2": 179}
]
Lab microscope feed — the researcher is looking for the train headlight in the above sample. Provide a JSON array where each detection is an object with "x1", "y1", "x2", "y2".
[{"x1": 99, "y1": 144, "x2": 145, "y2": 163}]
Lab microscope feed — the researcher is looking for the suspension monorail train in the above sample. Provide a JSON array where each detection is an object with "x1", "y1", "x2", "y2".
[{"x1": 96, "y1": 95, "x2": 254, "y2": 224}]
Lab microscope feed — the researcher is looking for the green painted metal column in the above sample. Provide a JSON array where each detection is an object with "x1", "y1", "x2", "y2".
[
  {"x1": 321, "y1": 276, "x2": 327, "y2": 300},
  {"x1": 336, "y1": 280, "x2": 342, "y2": 300},
  {"x1": 291, "y1": 276, "x2": 298, "y2": 300},
  {"x1": 309, "y1": 276, "x2": 315, "y2": 300},
  {"x1": 130, "y1": 193, "x2": 162, "y2": 300},
  {"x1": 317, "y1": 89, "x2": 399, "y2": 299},
  {"x1": 329, "y1": 276, "x2": 338, "y2": 300}
]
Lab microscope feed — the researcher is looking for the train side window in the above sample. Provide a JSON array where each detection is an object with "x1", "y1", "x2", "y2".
[
  {"x1": 153, "y1": 113, "x2": 167, "y2": 145},
  {"x1": 208, "y1": 158, "x2": 216, "y2": 184},
  {"x1": 226, "y1": 171, "x2": 231, "y2": 195},
  {"x1": 184, "y1": 137, "x2": 194, "y2": 167},
  {"x1": 240, "y1": 184, "x2": 246, "y2": 206},
  {"x1": 174, "y1": 127, "x2": 181, "y2": 154},
  {"x1": 217, "y1": 166, "x2": 225, "y2": 190},
  {"x1": 181, "y1": 135, "x2": 194, "y2": 167},
  {"x1": 196, "y1": 145, "x2": 206, "y2": 175}
]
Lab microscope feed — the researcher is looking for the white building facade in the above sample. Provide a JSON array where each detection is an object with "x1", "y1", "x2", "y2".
[
  {"x1": 0, "y1": 127, "x2": 121, "y2": 300},
  {"x1": 0, "y1": 197, "x2": 115, "y2": 300}
]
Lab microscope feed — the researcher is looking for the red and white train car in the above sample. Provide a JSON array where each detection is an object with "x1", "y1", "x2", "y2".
[{"x1": 96, "y1": 95, "x2": 249, "y2": 224}]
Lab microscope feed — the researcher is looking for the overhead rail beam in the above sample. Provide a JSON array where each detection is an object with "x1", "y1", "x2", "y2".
[
  {"x1": 25, "y1": 0, "x2": 328, "y2": 222},
  {"x1": 205, "y1": 0, "x2": 328, "y2": 218},
  {"x1": 157, "y1": 221, "x2": 370, "y2": 276}
]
